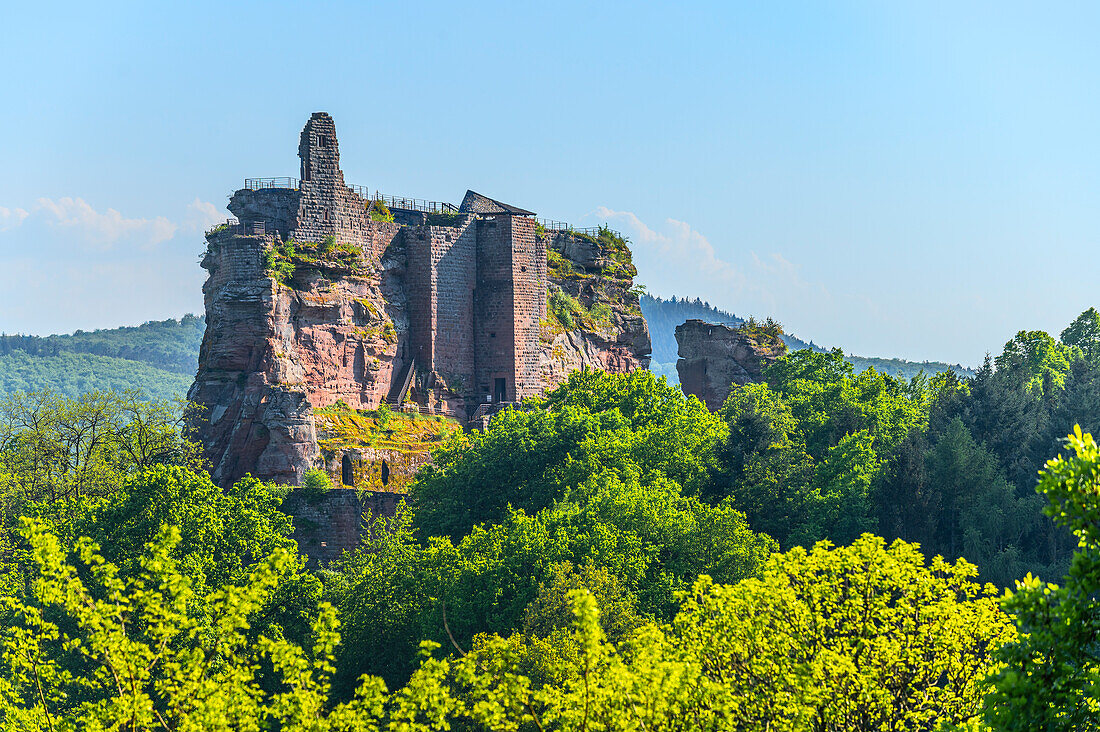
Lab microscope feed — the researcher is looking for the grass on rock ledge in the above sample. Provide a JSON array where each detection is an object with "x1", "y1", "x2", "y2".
[{"x1": 314, "y1": 401, "x2": 461, "y2": 454}]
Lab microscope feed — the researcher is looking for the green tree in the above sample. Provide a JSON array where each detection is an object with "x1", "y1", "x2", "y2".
[
  {"x1": 70, "y1": 465, "x2": 297, "y2": 600},
  {"x1": 984, "y1": 425, "x2": 1100, "y2": 730},
  {"x1": 672, "y1": 536, "x2": 1014, "y2": 731},
  {"x1": 446, "y1": 535, "x2": 1013, "y2": 732},
  {"x1": 0, "y1": 390, "x2": 198, "y2": 531},
  {"x1": 412, "y1": 369, "x2": 724, "y2": 540},
  {"x1": 794, "y1": 430, "x2": 878, "y2": 546},
  {"x1": 996, "y1": 329, "x2": 1078, "y2": 393},
  {"x1": 764, "y1": 349, "x2": 926, "y2": 461},
  {"x1": 330, "y1": 475, "x2": 774, "y2": 692},
  {"x1": 712, "y1": 382, "x2": 814, "y2": 547},
  {"x1": 0, "y1": 520, "x2": 391, "y2": 731},
  {"x1": 1060, "y1": 306, "x2": 1100, "y2": 361}
]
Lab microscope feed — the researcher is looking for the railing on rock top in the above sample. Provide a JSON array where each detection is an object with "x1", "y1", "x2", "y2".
[
  {"x1": 239, "y1": 179, "x2": 620, "y2": 238},
  {"x1": 244, "y1": 177, "x2": 300, "y2": 190},
  {"x1": 372, "y1": 194, "x2": 459, "y2": 214},
  {"x1": 205, "y1": 218, "x2": 283, "y2": 237},
  {"x1": 536, "y1": 220, "x2": 622, "y2": 239}
]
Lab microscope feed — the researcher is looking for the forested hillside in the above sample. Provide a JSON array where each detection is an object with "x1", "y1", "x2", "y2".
[
  {"x1": 641, "y1": 294, "x2": 973, "y2": 383},
  {"x1": 2, "y1": 306, "x2": 1099, "y2": 725},
  {"x1": 0, "y1": 315, "x2": 203, "y2": 399}
]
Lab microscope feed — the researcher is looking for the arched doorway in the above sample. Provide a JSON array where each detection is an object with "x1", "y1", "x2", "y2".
[{"x1": 341, "y1": 454, "x2": 354, "y2": 486}]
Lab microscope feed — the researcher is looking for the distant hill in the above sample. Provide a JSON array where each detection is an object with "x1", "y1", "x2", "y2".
[
  {"x1": 0, "y1": 316, "x2": 204, "y2": 400},
  {"x1": 641, "y1": 295, "x2": 973, "y2": 385}
]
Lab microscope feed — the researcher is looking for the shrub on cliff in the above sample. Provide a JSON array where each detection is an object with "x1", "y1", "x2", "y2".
[{"x1": 302, "y1": 468, "x2": 334, "y2": 501}]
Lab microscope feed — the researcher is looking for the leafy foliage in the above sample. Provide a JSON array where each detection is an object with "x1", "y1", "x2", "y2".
[
  {"x1": 334, "y1": 471, "x2": 774, "y2": 691},
  {"x1": 0, "y1": 315, "x2": 204, "y2": 375},
  {"x1": 0, "y1": 316, "x2": 203, "y2": 400},
  {"x1": 0, "y1": 521, "x2": 387, "y2": 731},
  {"x1": 984, "y1": 425, "x2": 1100, "y2": 730},
  {"x1": 412, "y1": 369, "x2": 724, "y2": 539}
]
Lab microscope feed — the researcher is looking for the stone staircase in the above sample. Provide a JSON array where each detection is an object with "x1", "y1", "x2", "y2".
[{"x1": 386, "y1": 361, "x2": 416, "y2": 408}]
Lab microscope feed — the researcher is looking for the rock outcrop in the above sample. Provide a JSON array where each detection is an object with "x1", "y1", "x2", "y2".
[
  {"x1": 189, "y1": 113, "x2": 650, "y2": 490},
  {"x1": 541, "y1": 229, "x2": 650, "y2": 384},
  {"x1": 675, "y1": 319, "x2": 786, "y2": 410}
]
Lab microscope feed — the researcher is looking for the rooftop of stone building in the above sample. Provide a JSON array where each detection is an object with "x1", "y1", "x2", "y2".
[{"x1": 458, "y1": 190, "x2": 535, "y2": 217}]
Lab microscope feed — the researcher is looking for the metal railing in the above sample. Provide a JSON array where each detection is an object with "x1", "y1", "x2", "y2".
[
  {"x1": 241, "y1": 178, "x2": 458, "y2": 213},
  {"x1": 205, "y1": 218, "x2": 240, "y2": 235},
  {"x1": 238, "y1": 178, "x2": 620, "y2": 237},
  {"x1": 536, "y1": 220, "x2": 623, "y2": 240},
  {"x1": 373, "y1": 194, "x2": 458, "y2": 214},
  {"x1": 243, "y1": 177, "x2": 300, "y2": 190},
  {"x1": 204, "y1": 218, "x2": 285, "y2": 237}
]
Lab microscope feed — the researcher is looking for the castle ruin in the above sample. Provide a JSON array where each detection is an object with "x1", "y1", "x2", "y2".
[{"x1": 190, "y1": 112, "x2": 651, "y2": 506}]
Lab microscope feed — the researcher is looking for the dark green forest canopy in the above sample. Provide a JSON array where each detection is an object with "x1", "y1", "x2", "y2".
[{"x1": 0, "y1": 314, "x2": 204, "y2": 373}]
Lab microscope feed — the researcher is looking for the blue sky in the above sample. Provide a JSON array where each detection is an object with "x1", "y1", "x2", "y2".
[{"x1": 2, "y1": 1, "x2": 1098, "y2": 366}]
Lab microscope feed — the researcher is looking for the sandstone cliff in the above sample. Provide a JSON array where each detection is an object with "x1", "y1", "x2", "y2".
[
  {"x1": 541, "y1": 227, "x2": 650, "y2": 384},
  {"x1": 675, "y1": 319, "x2": 786, "y2": 410},
  {"x1": 188, "y1": 113, "x2": 651, "y2": 490}
]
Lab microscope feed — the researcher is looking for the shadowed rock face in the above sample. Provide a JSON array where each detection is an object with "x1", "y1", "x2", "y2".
[{"x1": 675, "y1": 320, "x2": 786, "y2": 410}]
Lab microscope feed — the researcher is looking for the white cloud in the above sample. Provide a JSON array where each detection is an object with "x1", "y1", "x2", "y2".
[
  {"x1": 34, "y1": 197, "x2": 177, "y2": 248},
  {"x1": 0, "y1": 206, "x2": 29, "y2": 231},
  {"x1": 585, "y1": 207, "x2": 884, "y2": 349},
  {"x1": 185, "y1": 198, "x2": 225, "y2": 232},
  {"x1": 596, "y1": 207, "x2": 748, "y2": 290}
]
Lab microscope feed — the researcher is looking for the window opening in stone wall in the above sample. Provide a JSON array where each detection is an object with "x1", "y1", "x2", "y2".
[
  {"x1": 342, "y1": 454, "x2": 354, "y2": 486},
  {"x1": 380, "y1": 460, "x2": 390, "y2": 486},
  {"x1": 319, "y1": 134, "x2": 329, "y2": 147},
  {"x1": 521, "y1": 266, "x2": 527, "y2": 272},
  {"x1": 495, "y1": 378, "x2": 507, "y2": 403},
  {"x1": 490, "y1": 332, "x2": 496, "y2": 338},
  {"x1": 324, "y1": 208, "x2": 332, "y2": 223}
]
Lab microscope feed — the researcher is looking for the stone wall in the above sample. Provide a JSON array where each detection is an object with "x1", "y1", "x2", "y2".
[
  {"x1": 473, "y1": 217, "x2": 516, "y2": 402},
  {"x1": 405, "y1": 220, "x2": 478, "y2": 381},
  {"x1": 293, "y1": 112, "x2": 374, "y2": 249},
  {"x1": 282, "y1": 488, "x2": 405, "y2": 565},
  {"x1": 510, "y1": 216, "x2": 546, "y2": 400},
  {"x1": 228, "y1": 188, "x2": 300, "y2": 239},
  {"x1": 193, "y1": 111, "x2": 651, "y2": 492},
  {"x1": 321, "y1": 445, "x2": 432, "y2": 493}
]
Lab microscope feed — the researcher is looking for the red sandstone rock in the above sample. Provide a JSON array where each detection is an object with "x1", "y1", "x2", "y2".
[
  {"x1": 189, "y1": 113, "x2": 651, "y2": 490},
  {"x1": 674, "y1": 319, "x2": 786, "y2": 410}
]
